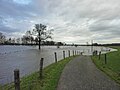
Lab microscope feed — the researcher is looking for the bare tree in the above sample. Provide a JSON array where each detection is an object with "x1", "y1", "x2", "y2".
[
  {"x1": 16, "y1": 38, "x2": 21, "y2": 44},
  {"x1": 11, "y1": 38, "x2": 15, "y2": 44},
  {"x1": 21, "y1": 35, "x2": 29, "y2": 44},
  {"x1": 25, "y1": 31, "x2": 34, "y2": 44},
  {"x1": 0, "y1": 32, "x2": 6, "y2": 44},
  {"x1": 8, "y1": 38, "x2": 12, "y2": 44},
  {"x1": 31, "y1": 23, "x2": 53, "y2": 50},
  {"x1": 35, "y1": 37, "x2": 39, "y2": 44}
]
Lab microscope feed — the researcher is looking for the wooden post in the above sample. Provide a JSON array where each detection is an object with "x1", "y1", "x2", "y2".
[
  {"x1": 54, "y1": 52, "x2": 57, "y2": 63},
  {"x1": 96, "y1": 50, "x2": 98, "y2": 55},
  {"x1": 93, "y1": 51, "x2": 94, "y2": 56},
  {"x1": 63, "y1": 51, "x2": 65, "y2": 59},
  {"x1": 81, "y1": 52, "x2": 82, "y2": 55},
  {"x1": 68, "y1": 50, "x2": 70, "y2": 57},
  {"x1": 73, "y1": 50, "x2": 74, "y2": 56},
  {"x1": 105, "y1": 54, "x2": 107, "y2": 64},
  {"x1": 99, "y1": 51, "x2": 101, "y2": 60},
  {"x1": 40, "y1": 58, "x2": 44, "y2": 79},
  {"x1": 14, "y1": 69, "x2": 20, "y2": 90}
]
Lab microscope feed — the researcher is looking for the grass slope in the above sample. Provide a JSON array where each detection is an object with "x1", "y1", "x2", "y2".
[
  {"x1": 0, "y1": 56, "x2": 77, "y2": 90},
  {"x1": 92, "y1": 46, "x2": 120, "y2": 84}
]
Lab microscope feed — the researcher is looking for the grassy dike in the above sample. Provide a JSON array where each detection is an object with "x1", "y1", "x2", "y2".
[
  {"x1": 0, "y1": 56, "x2": 78, "y2": 90},
  {"x1": 92, "y1": 46, "x2": 120, "y2": 84}
]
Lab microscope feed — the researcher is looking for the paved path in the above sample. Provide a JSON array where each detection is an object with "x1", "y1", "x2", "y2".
[{"x1": 57, "y1": 56, "x2": 120, "y2": 90}]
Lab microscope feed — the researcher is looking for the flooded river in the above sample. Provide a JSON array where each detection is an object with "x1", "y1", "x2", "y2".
[{"x1": 0, "y1": 45, "x2": 116, "y2": 85}]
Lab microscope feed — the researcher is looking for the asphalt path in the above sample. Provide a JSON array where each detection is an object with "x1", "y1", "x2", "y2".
[{"x1": 57, "y1": 56, "x2": 120, "y2": 90}]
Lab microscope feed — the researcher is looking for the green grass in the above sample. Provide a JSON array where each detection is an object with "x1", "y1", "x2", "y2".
[
  {"x1": 0, "y1": 56, "x2": 78, "y2": 90},
  {"x1": 92, "y1": 46, "x2": 120, "y2": 84}
]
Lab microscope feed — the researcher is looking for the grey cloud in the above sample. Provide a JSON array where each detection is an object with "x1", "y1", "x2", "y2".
[
  {"x1": 0, "y1": 0, "x2": 43, "y2": 19},
  {"x1": 0, "y1": 25, "x2": 18, "y2": 33},
  {"x1": 0, "y1": 0, "x2": 120, "y2": 43},
  {"x1": 89, "y1": 19, "x2": 120, "y2": 36}
]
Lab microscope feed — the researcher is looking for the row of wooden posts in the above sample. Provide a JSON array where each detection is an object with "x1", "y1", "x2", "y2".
[
  {"x1": 94, "y1": 51, "x2": 107, "y2": 64},
  {"x1": 14, "y1": 50, "x2": 82, "y2": 90}
]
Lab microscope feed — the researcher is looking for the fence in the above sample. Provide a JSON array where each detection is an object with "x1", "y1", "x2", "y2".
[
  {"x1": 0, "y1": 50, "x2": 82, "y2": 90},
  {"x1": 93, "y1": 50, "x2": 108, "y2": 64}
]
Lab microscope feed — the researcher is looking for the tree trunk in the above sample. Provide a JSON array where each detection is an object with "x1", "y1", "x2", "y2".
[
  {"x1": 39, "y1": 39, "x2": 41, "y2": 50},
  {"x1": 39, "y1": 31, "x2": 41, "y2": 50}
]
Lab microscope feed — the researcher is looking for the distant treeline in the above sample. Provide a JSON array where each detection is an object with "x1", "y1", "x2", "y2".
[
  {"x1": 66, "y1": 43, "x2": 120, "y2": 46},
  {"x1": 84, "y1": 43, "x2": 120, "y2": 46},
  {"x1": 0, "y1": 41, "x2": 64, "y2": 46},
  {"x1": 0, "y1": 31, "x2": 65, "y2": 46},
  {"x1": 1, "y1": 31, "x2": 120, "y2": 46},
  {"x1": 1, "y1": 42, "x2": 120, "y2": 46},
  {"x1": 97, "y1": 43, "x2": 120, "y2": 46}
]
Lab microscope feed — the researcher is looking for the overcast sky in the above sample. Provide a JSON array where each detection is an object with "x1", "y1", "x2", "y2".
[{"x1": 0, "y1": 0, "x2": 120, "y2": 44}]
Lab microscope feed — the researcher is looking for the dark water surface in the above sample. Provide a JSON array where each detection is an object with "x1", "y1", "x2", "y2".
[{"x1": 0, "y1": 45, "x2": 116, "y2": 85}]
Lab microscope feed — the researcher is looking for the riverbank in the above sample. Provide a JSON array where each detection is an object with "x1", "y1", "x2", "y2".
[
  {"x1": 92, "y1": 46, "x2": 120, "y2": 84},
  {"x1": 0, "y1": 56, "x2": 78, "y2": 90}
]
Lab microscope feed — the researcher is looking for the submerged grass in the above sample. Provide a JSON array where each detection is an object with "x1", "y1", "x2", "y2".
[
  {"x1": 0, "y1": 56, "x2": 78, "y2": 90},
  {"x1": 92, "y1": 46, "x2": 120, "y2": 84}
]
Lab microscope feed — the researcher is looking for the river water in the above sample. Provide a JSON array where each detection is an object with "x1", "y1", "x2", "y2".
[{"x1": 0, "y1": 45, "x2": 117, "y2": 85}]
